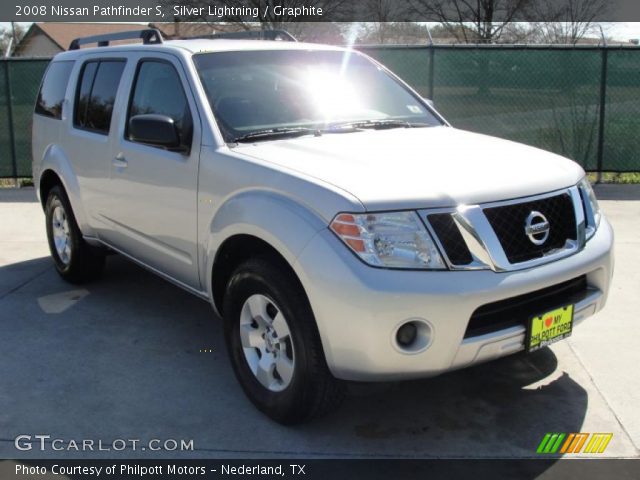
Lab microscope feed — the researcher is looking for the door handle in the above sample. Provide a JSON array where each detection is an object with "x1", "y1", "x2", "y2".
[{"x1": 112, "y1": 154, "x2": 128, "y2": 169}]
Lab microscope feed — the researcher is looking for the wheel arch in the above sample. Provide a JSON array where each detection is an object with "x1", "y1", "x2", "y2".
[
  {"x1": 210, "y1": 234, "x2": 312, "y2": 318},
  {"x1": 205, "y1": 189, "x2": 328, "y2": 315},
  {"x1": 39, "y1": 169, "x2": 64, "y2": 209},
  {"x1": 37, "y1": 145, "x2": 93, "y2": 236}
]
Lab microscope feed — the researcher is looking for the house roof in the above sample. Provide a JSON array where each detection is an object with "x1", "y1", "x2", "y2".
[
  {"x1": 17, "y1": 22, "x2": 255, "y2": 54},
  {"x1": 25, "y1": 23, "x2": 149, "y2": 51}
]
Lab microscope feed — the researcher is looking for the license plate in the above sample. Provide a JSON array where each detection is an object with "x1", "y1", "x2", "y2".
[{"x1": 527, "y1": 305, "x2": 574, "y2": 353}]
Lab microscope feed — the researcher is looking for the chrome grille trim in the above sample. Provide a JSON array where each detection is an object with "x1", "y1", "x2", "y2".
[{"x1": 420, "y1": 186, "x2": 586, "y2": 272}]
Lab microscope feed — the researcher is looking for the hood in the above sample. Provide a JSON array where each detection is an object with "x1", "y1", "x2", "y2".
[{"x1": 234, "y1": 126, "x2": 584, "y2": 211}]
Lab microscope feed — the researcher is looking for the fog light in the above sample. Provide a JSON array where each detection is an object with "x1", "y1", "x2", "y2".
[
  {"x1": 393, "y1": 319, "x2": 433, "y2": 354},
  {"x1": 396, "y1": 322, "x2": 418, "y2": 347}
]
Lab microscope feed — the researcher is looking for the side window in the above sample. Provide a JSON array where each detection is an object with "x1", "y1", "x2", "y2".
[
  {"x1": 127, "y1": 60, "x2": 193, "y2": 150},
  {"x1": 74, "y1": 60, "x2": 126, "y2": 134},
  {"x1": 35, "y1": 61, "x2": 74, "y2": 119},
  {"x1": 74, "y1": 61, "x2": 98, "y2": 127}
]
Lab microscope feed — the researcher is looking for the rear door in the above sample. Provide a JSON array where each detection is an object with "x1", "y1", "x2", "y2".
[
  {"x1": 100, "y1": 53, "x2": 201, "y2": 289},
  {"x1": 60, "y1": 56, "x2": 127, "y2": 230}
]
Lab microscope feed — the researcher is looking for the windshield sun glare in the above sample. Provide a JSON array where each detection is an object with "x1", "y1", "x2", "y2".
[{"x1": 193, "y1": 50, "x2": 442, "y2": 143}]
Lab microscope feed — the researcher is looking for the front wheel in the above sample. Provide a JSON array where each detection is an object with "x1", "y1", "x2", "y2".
[
  {"x1": 45, "y1": 185, "x2": 105, "y2": 284},
  {"x1": 223, "y1": 257, "x2": 345, "y2": 424}
]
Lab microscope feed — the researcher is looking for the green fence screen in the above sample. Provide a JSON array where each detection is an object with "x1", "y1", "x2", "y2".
[
  {"x1": 604, "y1": 50, "x2": 640, "y2": 171},
  {"x1": 361, "y1": 45, "x2": 639, "y2": 172},
  {"x1": 1, "y1": 59, "x2": 49, "y2": 177},
  {"x1": 0, "y1": 46, "x2": 638, "y2": 177}
]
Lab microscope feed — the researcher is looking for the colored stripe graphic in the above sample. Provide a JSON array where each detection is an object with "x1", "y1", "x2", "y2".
[
  {"x1": 549, "y1": 433, "x2": 565, "y2": 453},
  {"x1": 538, "y1": 433, "x2": 612, "y2": 454},
  {"x1": 597, "y1": 434, "x2": 613, "y2": 453},
  {"x1": 537, "y1": 433, "x2": 552, "y2": 453},
  {"x1": 584, "y1": 433, "x2": 613, "y2": 454},
  {"x1": 537, "y1": 433, "x2": 565, "y2": 454},
  {"x1": 560, "y1": 433, "x2": 575, "y2": 454},
  {"x1": 568, "y1": 433, "x2": 589, "y2": 453}
]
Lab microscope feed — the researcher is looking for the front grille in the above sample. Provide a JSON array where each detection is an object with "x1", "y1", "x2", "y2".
[
  {"x1": 427, "y1": 213, "x2": 473, "y2": 265},
  {"x1": 484, "y1": 193, "x2": 577, "y2": 264},
  {"x1": 464, "y1": 275, "x2": 587, "y2": 338}
]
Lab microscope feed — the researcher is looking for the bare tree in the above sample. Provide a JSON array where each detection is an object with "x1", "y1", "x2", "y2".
[
  {"x1": 357, "y1": 22, "x2": 433, "y2": 45},
  {"x1": 495, "y1": 22, "x2": 538, "y2": 43},
  {"x1": 409, "y1": 0, "x2": 532, "y2": 43},
  {"x1": 282, "y1": 22, "x2": 345, "y2": 43},
  {"x1": 1, "y1": 23, "x2": 25, "y2": 57},
  {"x1": 527, "y1": 0, "x2": 609, "y2": 44},
  {"x1": 354, "y1": 1, "x2": 413, "y2": 43}
]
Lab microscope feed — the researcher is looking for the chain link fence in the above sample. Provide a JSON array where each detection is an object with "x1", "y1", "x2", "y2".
[
  {"x1": 360, "y1": 45, "x2": 639, "y2": 172},
  {"x1": 1, "y1": 46, "x2": 639, "y2": 178}
]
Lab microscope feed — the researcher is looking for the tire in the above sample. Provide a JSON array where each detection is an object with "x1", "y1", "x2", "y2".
[
  {"x1": 45, "y1": 185, "x2": 105, "y2": 284},
  {"x1": 223, "y1": 256, "x2": 345, "y2": 424}
]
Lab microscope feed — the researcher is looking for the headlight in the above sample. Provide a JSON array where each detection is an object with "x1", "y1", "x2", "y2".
[
  {"x1": 330, "y1": 211, "x2": 446, "y2": 269},
  {"x1": 578, "y1": 178, "x2": 601, "y2": 240}
]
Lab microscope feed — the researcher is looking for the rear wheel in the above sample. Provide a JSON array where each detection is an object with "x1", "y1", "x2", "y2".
[
  {"x1": 223, "y1": 257, "x2": 345, "y2": 424},
  {"x1": 45, "y1": 185, "x2": 105, "y2": 283}
]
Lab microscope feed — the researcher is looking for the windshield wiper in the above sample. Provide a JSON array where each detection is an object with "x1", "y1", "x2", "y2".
[
  {"x1": 232, "y1": 127, "x2": 320, "y2": 143},
  {"x1": 231, "y1": 120, "x2": 431, "y2": 143},
  {"x1": 326, "y1": 119, "x2": 430, "y2": 131}
]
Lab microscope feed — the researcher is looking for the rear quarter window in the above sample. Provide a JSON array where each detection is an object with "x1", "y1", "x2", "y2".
[
  {"x1": 35, "y1": 61, "x2": 74, "y2": 119},
  {"x1": 74, "y1": 60, "x2": 126, "y2": 134}
]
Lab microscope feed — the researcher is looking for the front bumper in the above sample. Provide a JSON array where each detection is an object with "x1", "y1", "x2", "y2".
[{"x1": 293, "y1": 217, "x2": 614, "y2": 381}]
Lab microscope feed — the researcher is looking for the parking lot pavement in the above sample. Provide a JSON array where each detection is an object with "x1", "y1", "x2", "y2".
[{"x1": 0, "y1": 186, "x2": 638, "y2": 459}]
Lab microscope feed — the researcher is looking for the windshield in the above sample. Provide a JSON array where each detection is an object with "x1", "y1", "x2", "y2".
[{"x1": 193, "y1": 49, "x2": 443, "y2": 142}]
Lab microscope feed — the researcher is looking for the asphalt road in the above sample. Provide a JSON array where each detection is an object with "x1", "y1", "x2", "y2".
[{"x1": 0, "y1": 186, "x2": 638, "y2": 460}]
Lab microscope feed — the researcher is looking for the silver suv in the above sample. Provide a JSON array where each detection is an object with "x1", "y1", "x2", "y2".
[{"x1": 32, "y1": 29, "x2": 614, "y2": 424}]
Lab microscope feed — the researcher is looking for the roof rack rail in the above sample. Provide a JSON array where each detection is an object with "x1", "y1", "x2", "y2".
[
  {"x1": 187, "y1": 30, "x2": 297, "y2": 42},
  {"x1": 69, "y1": 28, "x2": 164, "y2": 50}
]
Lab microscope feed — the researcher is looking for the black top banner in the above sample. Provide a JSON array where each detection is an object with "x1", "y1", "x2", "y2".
[{"x1": 3, "y1": 0, "x2": 640, "y2": 22}]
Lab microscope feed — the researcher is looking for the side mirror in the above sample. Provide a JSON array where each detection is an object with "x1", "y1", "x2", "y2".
[
  {"x1": 129, "y1": 114, "x2": 181, "y2": 149},
  {"x1": 422, "y1": 97, "x2": 435, "y2": 108}
]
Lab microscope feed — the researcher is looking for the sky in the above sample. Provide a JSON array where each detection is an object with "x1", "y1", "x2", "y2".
[{"x1": 604, "y1": 22, "x2": 640, "y2": 40}]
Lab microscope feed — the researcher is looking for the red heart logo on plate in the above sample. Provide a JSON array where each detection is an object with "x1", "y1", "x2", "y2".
[{"x1": 545, "y1": 317, "x2": 553, "y2": 328}]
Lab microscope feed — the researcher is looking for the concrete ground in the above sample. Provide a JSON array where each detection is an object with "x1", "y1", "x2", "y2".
[{"x1": 0, "y1": 186, "x2": 638, "y2": 460}]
